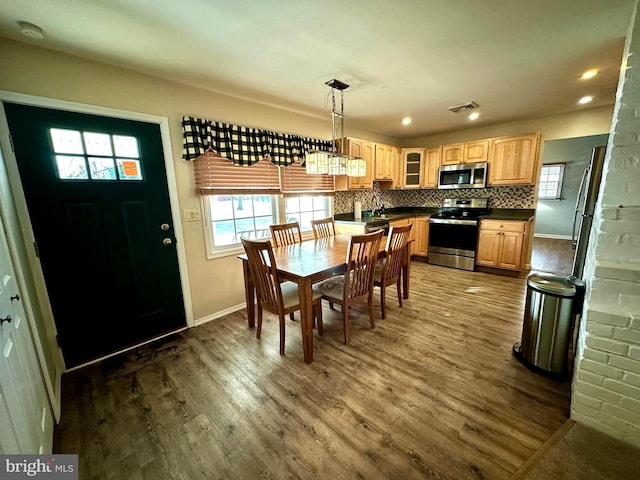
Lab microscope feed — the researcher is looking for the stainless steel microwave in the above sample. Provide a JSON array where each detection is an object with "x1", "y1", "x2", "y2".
[{"x1": 438, "y1": 162, "x2": 487, "y2": 189}]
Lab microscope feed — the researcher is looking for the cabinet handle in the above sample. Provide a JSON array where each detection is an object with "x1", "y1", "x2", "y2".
[
  {"x1": 0, "y1": 315, "x2": 11, "y2": 326},
  {"x1": 10, "y1": 294, "x2": 20, "y2": 302}
]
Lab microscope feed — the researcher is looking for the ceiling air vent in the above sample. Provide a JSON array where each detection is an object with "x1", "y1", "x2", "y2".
[{"x1": 448, "y1": 101, "x2": 479, "y2": 113}]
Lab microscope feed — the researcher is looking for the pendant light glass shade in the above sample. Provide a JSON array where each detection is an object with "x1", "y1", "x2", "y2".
[
  {"x1": 327, "y1": 154, "x2": 348, "y2": 175},
  {"x1": 346, "y1": 157, "x2": 366, "y2": 177},
  {"x1": 305, "y1": 79, "x2": 365, "y2": 178},
  {"x1": 305, "y1": 150, "x2": 330, "y2": 174}
]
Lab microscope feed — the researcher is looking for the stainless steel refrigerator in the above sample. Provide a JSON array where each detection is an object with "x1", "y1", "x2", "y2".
[{"x1": 571, "y1": 145, "x2": 607, "y2": 279}]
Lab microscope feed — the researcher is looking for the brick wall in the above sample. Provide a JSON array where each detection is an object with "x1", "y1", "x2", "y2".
[{"x1": 571, "y1": 0, "x2": 640, "y2": 446}]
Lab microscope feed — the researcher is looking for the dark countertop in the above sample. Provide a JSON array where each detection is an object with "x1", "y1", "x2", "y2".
[
  {"x1": 335, "y1": 207, "x2": 535, "y2": 223},
  {"x1": 334, "y1": 207, "x2": 440, "y2": 224},
  {"x1": 480, "y1": 209, "x2": 536, "y2": 221}
]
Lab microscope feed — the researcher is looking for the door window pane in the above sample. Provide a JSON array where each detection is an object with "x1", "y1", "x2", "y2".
[
  {"x1": 50, "y1": 128, "x2": 84, "y2": 154},
  {"x1": 88, "y1": 157, "x2": 117, "y2": 180},
  {"x1": 55, "y1": 155, "x2": 88, "y2": 179},
  {"x1": 113, "y1": 135, "x2": 140, "y2": 158},
  {"x1": 83, "y1": 132, "x2": 113, "y2": 156},
  {"x1": 116, "y1": 159, "x2": 143, "y2": 180},
  {"x1": 50, "y1": 129, "x2": 143, "y2": 182}
]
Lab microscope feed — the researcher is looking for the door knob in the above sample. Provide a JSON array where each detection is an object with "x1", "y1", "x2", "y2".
[
  {"x1": 162, "y1": 238, "x2": 173, "y2": 246},
  {"x1": 0, "y1": 315, "x2": 11, "y2": 326},
  {"x1": 160, "y1": 223, "x2": 170, "y2": 231}
]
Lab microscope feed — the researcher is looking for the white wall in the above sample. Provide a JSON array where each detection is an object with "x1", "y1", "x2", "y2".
[{"x1": 571, "y1": 0, "x2": 640, "y2": 447}]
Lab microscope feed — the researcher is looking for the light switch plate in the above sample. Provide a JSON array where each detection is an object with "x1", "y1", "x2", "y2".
[{"x1": 183, "y1": 209, "x2": 202, "y2": 221}]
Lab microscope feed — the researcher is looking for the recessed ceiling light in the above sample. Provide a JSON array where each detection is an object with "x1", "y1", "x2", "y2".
[
  {"x1": 402, "y1": 117, "x2": 412, "y2": 126},
  {"x1": 580, "y1": 69, "x2": 598, "y2": 80},
  {"x1": 578, "y1": 96, "x2": 593, "y2": 104},
  {"x1": 469, "y1": 112, "x2": 480, "y2": 121},
  {"x1": 18, "y1": 21, "x2": 45, "y2": 40}
]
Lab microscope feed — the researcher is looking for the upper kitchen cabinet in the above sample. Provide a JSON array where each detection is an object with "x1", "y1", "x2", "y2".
[
  {"x1": 335, "y1": 138, "x2": 374, "y2": 190},
  {"x1": 374, "y1": 143, "x2": 400, "y2": 187},
  {"x1": 441, "y1": 140, "x2": 489, "y2": 165},
  {"x1": 400, "y1": 148, "x2": 424, "y2": 189},
  {"x1": 488, "y1": 133, "x2": 541, "y2": 186},
  {"x1": 464, "y1": 140, "x2": 489, "y2": 163},
  {"x1": 421, "y1": 146, "x2": 441, "y2": 188},
  {"x1": 441, "y1": 143, "x2": 463, "y2": 165}
]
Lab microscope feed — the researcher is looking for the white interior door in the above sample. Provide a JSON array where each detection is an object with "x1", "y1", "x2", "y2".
[{"x1": 0, "y1": 213, "x2": 53, "y2": 454}]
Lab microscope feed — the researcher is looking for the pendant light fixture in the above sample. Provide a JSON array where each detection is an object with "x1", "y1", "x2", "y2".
[{"x1": 305, "y1": 79, "x2": 365, "y2": 177}]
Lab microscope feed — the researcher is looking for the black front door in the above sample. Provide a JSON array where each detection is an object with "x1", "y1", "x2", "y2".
[{"x1": 4, "y1": 103, "x2": 186, "y2": 367}]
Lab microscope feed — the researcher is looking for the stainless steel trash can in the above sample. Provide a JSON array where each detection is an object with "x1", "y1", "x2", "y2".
[{"x1": 513, "y1": 273, "x2": 578, "y2": 375}]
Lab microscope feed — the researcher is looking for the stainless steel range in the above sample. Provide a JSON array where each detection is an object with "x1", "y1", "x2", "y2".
[{"x1": 428, "y1": 198, "x2": 488, "y2": 271}]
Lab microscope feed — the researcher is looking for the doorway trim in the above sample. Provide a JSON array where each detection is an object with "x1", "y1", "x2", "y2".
[{"x1": 0, "y1": 91, "x2": 194, "y2": 394}]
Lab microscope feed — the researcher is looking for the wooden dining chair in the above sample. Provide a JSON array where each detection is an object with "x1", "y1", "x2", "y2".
[
  {"x1": 374, "y1": 224, "x2": 412, "y2": 319},
  {"x1": 313, "y1": 230, "x2": 383, "y2": 344},
  {"x1": 310, "y1": 217, "x2": 336, "y2": 239},
  {"x1": 269, "y1": 221, "x2": 302, "y2": 247},
  {"x1": 241, "y1": 238, "x2": 323, "y2": 355}
]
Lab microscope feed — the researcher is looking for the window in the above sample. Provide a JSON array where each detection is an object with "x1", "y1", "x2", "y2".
[
  {"x1": 538, "y1": 163, "x2": 565, "y2": 200},
  {"x1": 284, "y1": 196, "x2": 332, "y2": 231},
  {"x1": 49, "y1": 128, "x2": 143, "y2": 181},
  {"x1": 203, "y1": 194, "x2": 333, "y2": 257}
]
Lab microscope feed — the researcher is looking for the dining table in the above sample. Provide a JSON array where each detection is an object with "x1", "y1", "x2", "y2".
[{"x1": 238, "y1": 234, "x2": 411, "y2": 364}]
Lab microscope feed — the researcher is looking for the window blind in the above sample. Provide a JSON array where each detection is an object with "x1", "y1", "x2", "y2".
[
  {"x1": 193, "y1": 149, "x2": 280, "y2": 195},
  {"x1": 279, "y1": 160, "x2": 335, "y2": 195}
]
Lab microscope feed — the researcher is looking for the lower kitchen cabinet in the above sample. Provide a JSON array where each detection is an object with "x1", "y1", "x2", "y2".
[
  {"x1": 413, "y1": 216, "x2": 429, "y2": 257},
  {"x1": 476, "y1": 220, "x2": 527, "y2": 271}
]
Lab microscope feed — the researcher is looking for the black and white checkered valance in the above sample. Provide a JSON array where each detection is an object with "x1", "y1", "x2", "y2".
[{"x1": 182, "y1": 116, "x2": 332, "y2": 167}]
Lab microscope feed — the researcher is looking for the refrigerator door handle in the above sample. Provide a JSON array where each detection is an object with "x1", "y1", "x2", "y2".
[{"x1": 572, "y1": 168, "x2": 589, "y2": 248}]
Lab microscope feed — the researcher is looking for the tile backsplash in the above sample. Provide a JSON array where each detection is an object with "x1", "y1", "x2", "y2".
[{"x1": 334, "y1": 184, "x2": 536, "y2": 214}]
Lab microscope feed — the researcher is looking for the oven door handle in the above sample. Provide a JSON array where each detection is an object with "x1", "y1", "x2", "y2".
[{"x1": 429, "y1": 218, "x2": 478, "y2": 226}]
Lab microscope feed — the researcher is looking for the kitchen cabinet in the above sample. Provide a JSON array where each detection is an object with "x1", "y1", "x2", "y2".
[
  {"x1": 441, "y1": 140, "x2": 489, "y2": 165},
  {"x1": 421, "y1": 147, "x2": 441, "y2": 188},
  {"x1": 476, "y1": 220, "x2": 526, "y2": 271},
  {"x1": 374, "y1": 143, "x2": 397, "y2": 182},
  {"x1": 488, "y1": 133, "x2": 541, "y2": 186},
  {"x1": 400, "y1": 148, "x2": 424, "y2": 188},
  {"x1": 375, "y1": 143, "x2": 402, "y2": 190},
  {"x1": 441, "y1": 143, "x2": 463, "y2": 166},
  {"x1": 464, "y1": 140, "x2": 489, "y2": 163},
  {"x1": 413, "y1": 216, "x2": 429, "y2": 257},
  {"x1": 335, "y1": 138, "x2": 374, "y2": 190}
]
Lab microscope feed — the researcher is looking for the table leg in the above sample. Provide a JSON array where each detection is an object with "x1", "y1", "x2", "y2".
[
  {"x1": 298, "y1": 279, "x2": 314, "y2": 364},
  {"x1": 242, "y1": 259, "x2": 256, "y2": 328},
  {"x1": 402, "y1": 246, "x2": 410, "y2": 299}
]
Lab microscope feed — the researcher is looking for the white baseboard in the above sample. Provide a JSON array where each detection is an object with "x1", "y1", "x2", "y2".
[
  {"x1": 534, "y1": 233, "x2": 572, "y2": 240},
  {"x1": 193, "y1": 303, "x2": 247, "y2": 327}
]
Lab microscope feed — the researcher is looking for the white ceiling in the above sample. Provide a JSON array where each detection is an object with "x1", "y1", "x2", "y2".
[{"x1": 0, "y1": 0, "x2": 634, "y2": 139}]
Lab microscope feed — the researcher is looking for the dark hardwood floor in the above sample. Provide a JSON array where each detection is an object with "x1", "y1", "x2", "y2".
[
  {"x1": 530, "y1": 237, "x2": 575, "y2": 275},
  {"x1": 54, "y1": 262, "x2": 571, "y2": 479}
]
